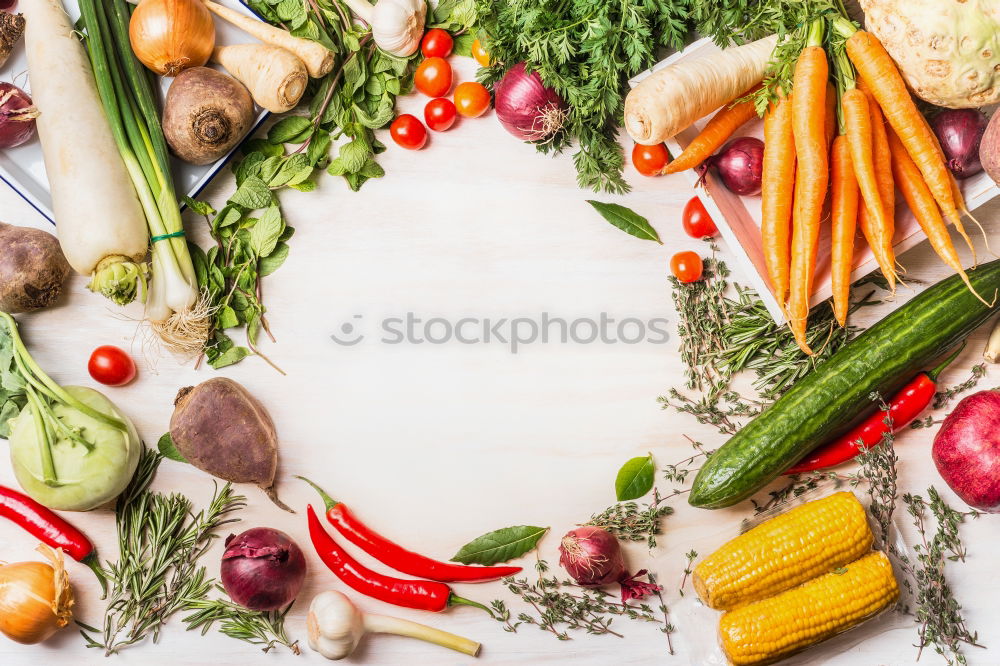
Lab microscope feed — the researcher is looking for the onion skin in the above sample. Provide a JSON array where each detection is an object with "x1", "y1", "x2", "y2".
[
  {"x1": 705, "y1": 137, "x2": 764, "y2": 196},
  {"x1": 493, "y1": 62, "x2": 568, "y2": 142},
  {"x1": 0, "y1": 82, "x2": 38, "y2": 149},
  {"x1": 932, "y1": 109, "x2": 987, "y2": 180},
  {"x1": 0, "y1": 545, "x2": 73, "y2": 645},
  {"x1": 129, "y1": 0, "x2": 215, "y2": 77},
  {"x1": 221, "y1": 527, "x2": 306, "y2": 611}
]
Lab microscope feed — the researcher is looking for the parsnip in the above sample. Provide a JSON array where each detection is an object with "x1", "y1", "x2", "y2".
[
  {"x1": 202, "y1": 0, "x2": 334, "y2": 77},
  {"x1": 624, "y1": 35, "x2": 778, "y2": 145},
  {"x1": 212, "y1": 44, "x2": 307, "y2": 113},
  {"x1": 21, "y1": 0, "x2": 147, "y2": 278}
]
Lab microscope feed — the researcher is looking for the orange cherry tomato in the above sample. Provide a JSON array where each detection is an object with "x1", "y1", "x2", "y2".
[
  {"x1": 390, "y1": 114, "x2": 427, "y2": 150},
  {"x1": 415, "y1": 57, "x2": 453, "y2": 97},
  {"x1": 453, "y1": 82, "x2": 491, "y2": 118},
  {"x1": 670, "y1": 251, "x2": 703, "y2": 283},
  {"x1": 471, "y1": 38, "x2": 491, "y2": 67},
  {"x1": 632, "y1": 143, "x2": 669, "y2": 176},
  {"x1": 424, "y1": 98, "x2": 457, "y2": 131},
  {"x1": 681, "y1": 197, "x2": 718, "y2": 239}
]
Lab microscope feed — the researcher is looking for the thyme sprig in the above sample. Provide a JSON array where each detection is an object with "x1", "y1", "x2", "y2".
[
  {"x1": 934, "y1": 363, "x2": 987, "y2": 409},
  {"x1": 491, "y1": 560, "x2": 665, "y2": 641},
  {"x1": 182, "y1": 595, "x2": 300, "y2": 655},
  {"x1": 82, "y1": 450, "x2": 247, "y2": 655},
  {"x1": 585, "y1": 489, "x2": 676, "y2": 549},
  {"x1": 850, "y1": 395, "x2": 899, "y2": 546}
]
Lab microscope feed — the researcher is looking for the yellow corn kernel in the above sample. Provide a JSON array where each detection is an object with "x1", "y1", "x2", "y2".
[
  {"x1": 719, "y1": 551, "x2": 899, "y2": 665},
  {"x1": 693, "y1": 491, "x2": 873, "y2": 610}
]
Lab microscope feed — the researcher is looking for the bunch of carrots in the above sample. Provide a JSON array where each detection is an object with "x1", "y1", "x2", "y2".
[{"x1": 662, "y1": 16, "x2": 985, "y2": 354}]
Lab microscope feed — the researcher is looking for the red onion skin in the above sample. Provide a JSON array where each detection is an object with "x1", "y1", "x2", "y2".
[
  {"x1": 221, "y1": 527, "x2": 306, "y2": 611},
  {"x1": 932, "y1": 109, "x2": 986, "y2": 180},
  {"x1": 708, "y1": 137, "x2": 764, "y2": 196},
  {"x1": 0, "y1": 83, "x2": 37, "y2": 149},
  {"x1": 558, "y1": 526, "x2": 626, "y2": 587},
  {"x1": 493, "y1": 62, "x2": 568, "y2": 142}
]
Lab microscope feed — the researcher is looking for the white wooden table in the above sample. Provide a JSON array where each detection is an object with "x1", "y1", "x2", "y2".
[{"x1": 2, "y1": 53, "x2": 1000, "y2": 666}]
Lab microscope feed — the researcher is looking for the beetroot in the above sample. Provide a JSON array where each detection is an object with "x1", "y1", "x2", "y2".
[{"x1": 931, "y1": 390, "x2": 1000, "y2": 512}]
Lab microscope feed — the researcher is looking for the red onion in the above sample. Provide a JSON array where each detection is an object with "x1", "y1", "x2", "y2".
[
  {"x1": 221, "y1": 527, "x2": 306, "y2": 611},
  {"x1": 558, "y1": 526, "x2": 661, "y2": 602},
  {"x1": 0, "y1": 83, "x2": 38, "y2": 149},
  {"x1": 700, "y1": 136, "x2": 764, "y2": 196},
  {"x1": 0, "y1": 1, "x2": 16, "y2": 11},
  {"x1": 493, "y1": 63, "x2": 567, "y2": 143},
  {"x1": 932, "y1": 109, "x2": 987, "y2": 179}
]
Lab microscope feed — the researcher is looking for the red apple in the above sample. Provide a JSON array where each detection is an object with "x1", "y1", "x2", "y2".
[{"x1": 932, "y1": 390, "x2": 1000, "y2": 512}]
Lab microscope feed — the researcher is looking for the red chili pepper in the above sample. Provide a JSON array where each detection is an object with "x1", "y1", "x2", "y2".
[
  {"x1": 307, "y1": 505, "x2": 490, "y2": 613},
  {"x1": 0, "y1": 485, "x2": 106, "y2": 594},
  {"x1": 786, "y1": 346, "x2": 963, "y2": 474},
  {"x1": 299, "y1": 476, "x2": 522, "y2": 582}
]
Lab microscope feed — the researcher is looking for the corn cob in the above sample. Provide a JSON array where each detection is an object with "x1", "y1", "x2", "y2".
[
  {"x1": 719, "y1": 551, "x2": 899, "y2": 665},
  {"x1": 693, "y1": 492, "x2": 873, "y2": 610}
]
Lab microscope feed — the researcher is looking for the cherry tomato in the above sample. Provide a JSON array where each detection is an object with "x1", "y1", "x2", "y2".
[
  {"x1": 682, "y1": 197, "x2": 718, "y2": 239},
  {"x1": 88, "y1": 345, "x2": 136, "y2": 387},
  {"x1": 414, "y1": 57, "x2": 453, "y2": 97},
  {"x1": 390, "y1": 114, "x2": 427, "y2": 150},
  {"x1": 453, "y1": 82, "x2": 490, "y2": 118},
  {"x1": 421, "y1": 29, "x2": 454, "y2": 58},
  {"x1": 670, "y1": 251, "x2": 703, "y2": 284},
  {"x1": 424, "y1": 98, "x2": 457, "y2": 131},
  {"x1": 471, "y1": 38, "x2": 491, "y2": 67},
  {"x1": 632, "y1": 142, "x2": 669, "y2": 176}
]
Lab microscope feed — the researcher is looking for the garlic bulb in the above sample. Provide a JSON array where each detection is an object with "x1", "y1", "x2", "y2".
[{"x1": 342, "y1": 0, "x2": 426, "y2": 57}]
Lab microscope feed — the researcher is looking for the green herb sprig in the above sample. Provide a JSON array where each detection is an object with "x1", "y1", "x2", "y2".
[
  {"x1": 182, "y1": 595, "x2": 300, "y2": 655},
  {"x1": 585, "y1": 489, "x2": 675, "y2": 549}
]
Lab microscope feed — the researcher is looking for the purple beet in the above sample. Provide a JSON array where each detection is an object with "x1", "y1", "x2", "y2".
[{"x1": 932, "y1": 390, "x2": 1000, "y2": 512}]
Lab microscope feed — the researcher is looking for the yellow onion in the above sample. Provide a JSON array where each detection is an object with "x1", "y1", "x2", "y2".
[
  {"x1": 0, "y1": 545, "x2": 74, "y2": 644},
  {"x1": 129, "y1": 0, "x2": 215, "y2": 77}
]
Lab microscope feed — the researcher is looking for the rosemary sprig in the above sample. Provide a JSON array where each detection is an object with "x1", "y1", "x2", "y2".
[
  {"x1": 934, "y1": 363, "x2": 986, "y2": 409},
  {"x1": 491, "y1": 560, "x2": 665, "y2": 640},
  {"x1": 82, "y1": 450, "x2": 246, "y2": 655},
  {"x1": 585, "y1": 489, "x2": 675, "y2": 548},
  {"x1": 182, "y1": 594, "x2": 300, "y2": 655}
]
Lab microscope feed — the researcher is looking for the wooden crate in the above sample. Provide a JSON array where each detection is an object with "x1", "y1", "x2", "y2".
[{"x1": 630, "y1": 38, "x2": 999, "y2": 323}]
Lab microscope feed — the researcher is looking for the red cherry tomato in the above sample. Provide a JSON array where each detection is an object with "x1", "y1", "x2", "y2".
[
  {"x1": 670, "y1": 251, "x2": 703, "y2": 284},
  {"x1": 390, "y1": 114, "x2": 427, "y2": 150},
  {"x1": 88, "y1": 345, "x2": 136, "y2": 387},
  {"x1": 424, "y1": 98, "x2": 457, "y2": 131},
  {"x1": 414, "y1": 57, "x2": 453, "y2": 97},
  {"x1": 631, "y1": 143, "x2": 669, "y2": 176},
  {"x1": 682, "y1": 197, "x2": 718, "y2": 239},
  {"x1": 453, "y1": 82, "x2": 491, "y2": 118},
  {"x1": 421, "y1": 29, "x2": 454, "y2": 58}
]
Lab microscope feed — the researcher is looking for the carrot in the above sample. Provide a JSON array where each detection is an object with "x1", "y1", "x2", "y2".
[
  {"x1": 761, "y1": 90, "x2": 796, "y2": 307},
  {"x1": 887, "y1": 127, "x2": 987, "y2": 304},
  {"x1": 830, "y1": 134, "x2": 859, "y2": 327},
  {"x1": 787, "y1": 23, "x2": 829, "y2": 355},
  {"x1": 842, "y1": 87, "x2": 897, "y2": 291},
  {"x1": 843, "y1": 27, "x2": 962, "y2": 230},
  {"x1": 663, "y1": 85, "x2": 762, "y2": 174}
]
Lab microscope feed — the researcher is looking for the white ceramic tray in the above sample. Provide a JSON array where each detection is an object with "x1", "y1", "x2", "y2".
[
  {"x1": 630, "y1": 38, "x2": 1000, "y2": 323},
  {"x1": 0, "y1": 0, "x2": 270, "y2": 225}
]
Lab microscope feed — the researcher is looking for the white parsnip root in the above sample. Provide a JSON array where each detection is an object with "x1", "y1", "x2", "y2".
[
  {"x1": 624, "y1": 34, "x2": 778, "y2": 145},
  {"x1": 202, "y1": 0, "x2": 334, "y2": 77},
  {"x1": 212, "y1": 44, "x2": 308, "y2": 113}
]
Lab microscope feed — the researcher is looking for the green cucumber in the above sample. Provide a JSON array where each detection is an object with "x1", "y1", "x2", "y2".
[{"x1": 689, "y1": 260, "x2": 1000, "y2": 509}]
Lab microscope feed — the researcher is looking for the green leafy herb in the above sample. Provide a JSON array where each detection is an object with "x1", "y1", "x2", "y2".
[
  {"x1": 586, "y1": 489, "x2": 675, "y2": 549},
  {"x1": 934, "y1": 363, "x2": 986, "y2": 410},
  {"x1": 491, "y1": 560, "x2": 666, "y2": 640},
  {"x1": 451, "y1": 525, "x2": 548, "y2": 565},
  {"x1": 615, "y1": 453, "x2": 656, "y2": 501},
  {"x1": 679, "y1": 549, "x2": 698, "y2": 596},
  {"x1": 851, "y1": 395, "x2": 899, "y2": 546},
  {"x1": 586, "y1": 201, "x2": 662, "y2": 244},
  {"x1": 156, "y1": 432, "x2": 187, "y2": 463},
  {"x1": 476, "y1": 0, "x2": 691, "y2": 193},
  {"x1": 82, "y1": 450, "x2": 246, "y2": 655},
  {"x1": 182, "y1": 595, "x2": 300, "y2": 655},
  {"x1": 750, "y1": 471, "x2": 845, "y2": 518}
]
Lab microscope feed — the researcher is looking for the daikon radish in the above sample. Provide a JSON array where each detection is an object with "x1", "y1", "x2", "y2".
[
  {"x1": 625, "y1": 35, "x2": 778, "y2": 145},
  {"x1": 202, "y1": 0, "x2": 333, "y2": 77},
  {"x1": 21, "y1": 0, "x2": 147, "y2": 295},
  {"x1": 212, "y1": 44, "x2": 307, "y2": 113}
]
